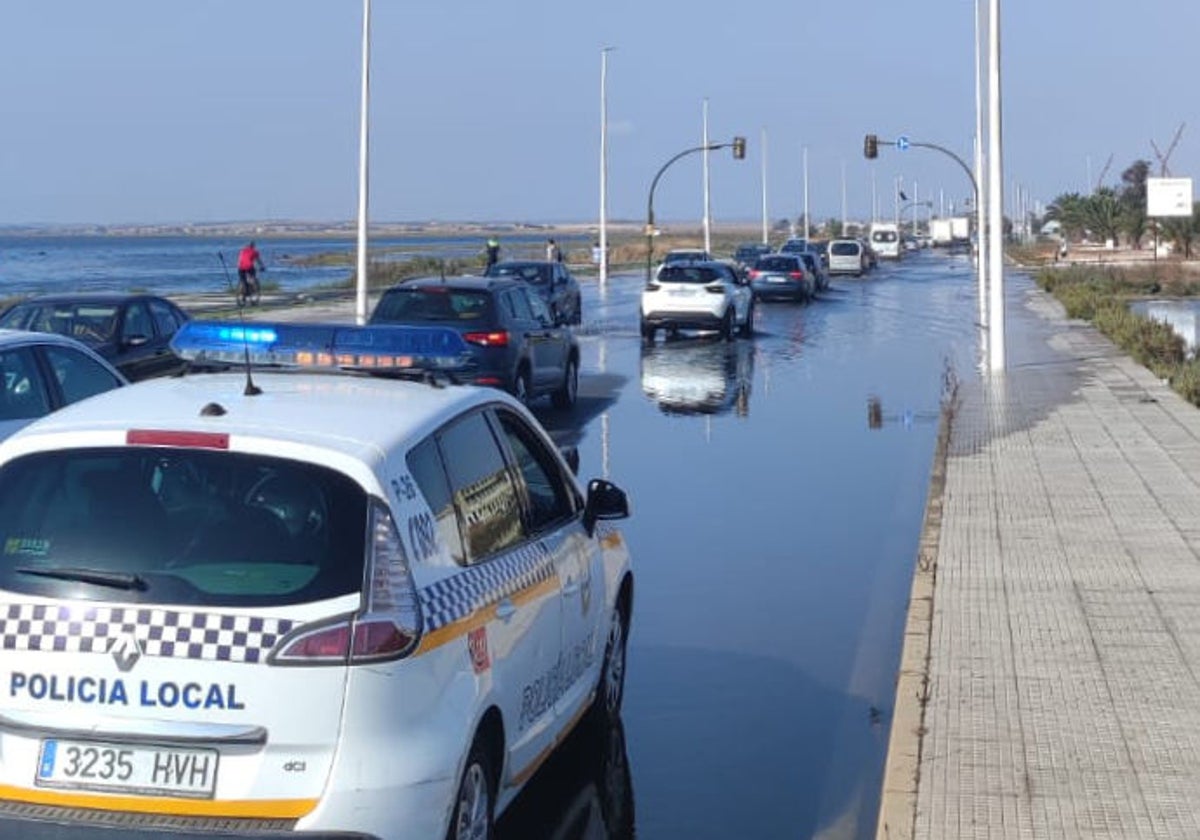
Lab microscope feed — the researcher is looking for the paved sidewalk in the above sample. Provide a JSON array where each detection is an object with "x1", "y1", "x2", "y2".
[{"x1": 880, "y1": 274, "x2": 1200, "y2": 838}]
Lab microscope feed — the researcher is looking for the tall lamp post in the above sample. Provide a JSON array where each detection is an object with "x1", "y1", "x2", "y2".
[
  {"x1": 599, "y1": 47, "x2": 613, "y2": 292},
  {"x1": 646, "y1": 137, "x2": 747, "y2": 286},
  {"x1": 354, "y1": 0, "x2": 372, "y2": 325}
]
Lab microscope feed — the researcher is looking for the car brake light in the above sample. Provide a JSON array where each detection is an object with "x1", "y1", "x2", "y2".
[
  {"x1": 748, "y1": 270, "x2": 760, "y2": 279},
  {"x1": 464, "y1": 330, "x2": 509, "y2": 347},
  {"x1": 127, "y1": 430, "x2": 230, "y2": 449},
  {"x1": 271, "y1": 499, "x2": 422, "y2": 666},
  {"x1": 788, "y1": 271, "x2": 804, "y2": 280}
]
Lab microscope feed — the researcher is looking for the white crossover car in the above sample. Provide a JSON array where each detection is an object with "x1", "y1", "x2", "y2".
[
  {"x1": 0, "y1": 321, "x2": 633, "y2": 840},
  {"x1": 640, "y1": 260, "x2": 754, "y2": 343}
]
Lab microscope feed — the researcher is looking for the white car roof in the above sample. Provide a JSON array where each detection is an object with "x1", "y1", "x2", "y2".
[{"x1": 0, "y1": 371, "x2": 512, "y2": 464}]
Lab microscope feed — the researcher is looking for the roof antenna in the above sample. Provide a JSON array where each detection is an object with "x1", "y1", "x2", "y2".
[{"x1": 217, "y1": 251, "x2": 262, "y2": 396}]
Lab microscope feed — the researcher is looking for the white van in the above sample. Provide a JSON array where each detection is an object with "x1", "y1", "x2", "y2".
[
  {"x1": 827, "y1": 239, "x2": 867, "y2": 276},
  {"x1": 869, "y1": 223, "x2": 903, "y2": 260}
]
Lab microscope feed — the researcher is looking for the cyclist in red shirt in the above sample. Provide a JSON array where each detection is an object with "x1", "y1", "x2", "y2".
[{"x1": 237, "y1": 241, "x2": 266, "y2": 305}]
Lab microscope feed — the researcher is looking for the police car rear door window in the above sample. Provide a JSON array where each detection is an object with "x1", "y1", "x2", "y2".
[
  {"x1": 0, "y1": 448, "x2": 367, "y2": 606},
  {"x1": 436, "y1": 412, "x2": 523, "y2": 563},
  {"x1": 406, "y1": 436, "x2": 467, "y2": 565}
]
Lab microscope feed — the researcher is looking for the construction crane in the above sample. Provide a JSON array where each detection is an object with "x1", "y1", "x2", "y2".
[
  {"x1": 1151, "y1": 123, "x2": 1186, "y2": 177},
  {"x1": 1094, "y1": 154, "x2": 1114, "y2": 191}
]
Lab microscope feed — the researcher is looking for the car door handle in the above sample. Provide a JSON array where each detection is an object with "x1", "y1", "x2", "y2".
[
  {"x1": 562, "y1": 581, "x2": 580, "y2": 596},
  {"x1": 495, "y1": 598, "x2": 516, "y2": 621}
]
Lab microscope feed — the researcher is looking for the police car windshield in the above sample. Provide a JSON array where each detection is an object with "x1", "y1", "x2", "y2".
[{"x1": 0, "y1": 448, "x2": 367, "y2": 607}]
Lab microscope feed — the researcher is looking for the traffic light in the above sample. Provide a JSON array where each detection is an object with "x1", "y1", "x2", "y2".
[
  {"x1": 731, "y1": 136, "x2": 746, "y2": 160},
  {"x1": 864, "y1": 134, "x2": 878, "y2": 159}
]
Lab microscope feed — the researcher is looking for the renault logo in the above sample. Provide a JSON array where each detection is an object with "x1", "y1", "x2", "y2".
[{"x1": 109, "y1": 633, "x2": 143, "y2": 672}]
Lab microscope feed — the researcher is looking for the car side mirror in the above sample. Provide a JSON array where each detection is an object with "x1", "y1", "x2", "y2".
[{"x1": 583, "y1": 478, "x2": 629, "y2": 536}]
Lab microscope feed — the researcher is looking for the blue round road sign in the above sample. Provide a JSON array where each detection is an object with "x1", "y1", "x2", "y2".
[{"x1": 896, "y1": 135, "x2": 910, "y2": 151}]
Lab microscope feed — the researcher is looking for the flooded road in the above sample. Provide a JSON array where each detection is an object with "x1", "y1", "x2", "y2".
[{"x1": 502, "y1": 250, "x2": 984, "y2": 839}]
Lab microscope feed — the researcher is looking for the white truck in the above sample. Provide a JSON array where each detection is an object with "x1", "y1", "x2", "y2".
[{"x1": 930, "y1": 217, "x2": 971, "y2": 247}]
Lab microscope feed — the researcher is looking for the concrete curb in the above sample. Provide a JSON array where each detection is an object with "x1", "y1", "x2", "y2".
[{"x1": 874, "y1": 392, "x2": 954, "y2": 840}]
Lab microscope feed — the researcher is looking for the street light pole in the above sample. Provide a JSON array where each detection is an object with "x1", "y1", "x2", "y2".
[
  {"x1": 702, "y1": 99, "x2": 712, "y2": 255},
  {"x1": 987, "y1": 0, "x2": 1006, "y2": 371},
  {"x1": 760, "y1": 128, "x2": 769, "y2": 245},
  {"x1": 975, "y1": 0, "x2": 988, "y2": 334},
  {"x1": 354, "y1": 0, "x2": 371, "y2": 326},
  {"x1": 803, "y1": 146, "x2": 810, "y2": 240},
  {"x1": 599, "y1": 47, "x2": 613, "y2": 292},
  {"x1": 647, "y1": 139, "x2": 745, "y2": 286}
]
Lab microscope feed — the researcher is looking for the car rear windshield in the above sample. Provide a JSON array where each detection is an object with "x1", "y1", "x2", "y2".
[
  {"x1": 0, "y1": 448, "x2": 367, "y2": 607},
  {"x1": 657, "y1": 265, "x2": 721, "y2": 283},
  {"x1": 372, "y1": 288, "x2": 492, "y2": 323},
  {"x1": 0, "y1": 303, "x2": 119, "y2": 343},
  {"x1": 831, "y1": 242, "x2": 861, "y2": 256},
  {"x1": 663, "y1": 252, "x2": 707, "y2": 264},
  {"x1": 485, "y1": 264, "x2": 550, "y2": 285},
  {"x1": 755, "y1": 256, "x2": 799, "y2": 272}
]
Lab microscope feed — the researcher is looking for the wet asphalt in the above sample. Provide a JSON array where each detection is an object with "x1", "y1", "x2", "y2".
[{"x1": 498, "y1": 250, "x2": 985, "y2": 839}]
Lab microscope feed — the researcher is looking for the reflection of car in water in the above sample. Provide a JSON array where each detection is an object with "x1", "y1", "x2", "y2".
[
  {"x1": 640, "y1": 337, "x2": 754, "y2": 417},
  {"x1": 497, "y1": 717, "x2": 634, "y2": 840}
]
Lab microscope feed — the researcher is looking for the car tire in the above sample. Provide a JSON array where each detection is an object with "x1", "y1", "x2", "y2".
[
  {"x1": 572, "y1": 296, "x2": 582, "y2": 326},
  {"x1": 446, "y1": 738, "x2": 495, "y2": 840},
  {"x1": 640, "y1": 320, "x2": 656, "y2": 344},
  {"x1": 551, "y1": 357, "x2": 578, "y2": 409},
  {"x1": 739, "y1": 300, "x2": 755, "y2": 338},
  {"x1": 591, "y1": 603, "x2": 628, "y2": 723},
  {"x1": 720, "y1": 308, "x2": 735, "y2": 341},
  {"x1": 511, "y1": 366, "x2": 531, "y2": 405}
]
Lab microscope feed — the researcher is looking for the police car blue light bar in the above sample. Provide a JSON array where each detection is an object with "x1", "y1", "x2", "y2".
[{"x1": 172, "y1": 321, "x2": 473, "y2": 372}]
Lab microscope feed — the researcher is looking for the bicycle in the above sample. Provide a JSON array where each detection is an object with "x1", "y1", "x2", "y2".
[{"x1": 236, "y1": 271, "x2": 262, "y2": 307}]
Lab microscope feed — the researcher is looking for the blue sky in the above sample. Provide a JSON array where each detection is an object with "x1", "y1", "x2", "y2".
[{"x1": 3, "y1": 1, "x2": 1198, "y2": 226}]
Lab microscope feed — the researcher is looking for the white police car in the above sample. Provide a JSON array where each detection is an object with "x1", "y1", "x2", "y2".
[{"x1": 0, "y1": 321, "x2": 633, "y2": 840}]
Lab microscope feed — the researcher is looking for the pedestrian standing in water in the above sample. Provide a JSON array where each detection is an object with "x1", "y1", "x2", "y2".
[
  {"x1": 485, "y1": 237, "x2": 500, "y2": 270},
  {"x1": 546, "y1": 238, "x2": 561, "y2": 263}
]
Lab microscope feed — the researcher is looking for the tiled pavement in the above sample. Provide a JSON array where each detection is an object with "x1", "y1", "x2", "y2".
[{"x1": 879, "y1": 275, "x2": 1200, "y2": 839}]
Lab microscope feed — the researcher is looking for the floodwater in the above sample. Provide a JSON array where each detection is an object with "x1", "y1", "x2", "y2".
[
  {"x1": 503, "y1": 251, "x2": 984, "y2": 839},
  {"x1": 1131, "y1": 298, "x2": 1200, "y2": 353}
]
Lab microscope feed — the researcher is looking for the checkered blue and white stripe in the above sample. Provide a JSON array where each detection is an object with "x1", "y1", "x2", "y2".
[
  {"x1": 420, "y1": 540, "x2": 556, "y2": 632},
  {"x1": 0, "y1": 603, "x2": 297, "y2": 664}
]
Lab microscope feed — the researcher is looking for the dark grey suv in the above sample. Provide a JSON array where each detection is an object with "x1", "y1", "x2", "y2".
[
  {"x1": 369, "y1": 276, "x2": 580, "y2": 408},
  {"x1": 484, "y1": 260, "x2": 583, "y2": 326}
]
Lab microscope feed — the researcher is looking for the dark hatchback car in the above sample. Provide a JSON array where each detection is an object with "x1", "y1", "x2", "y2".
[
  {"x1": 369, "y1": 276, "x2": 580, "y2": 408},
  {"x1": 484, "y1": 260, "x2": 583, "y2": 325},
  {"x1": 0, "y1": 293, "x2": 191, "y2": 382}
]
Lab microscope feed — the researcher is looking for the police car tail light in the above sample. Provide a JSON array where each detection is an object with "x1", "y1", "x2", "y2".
[
  {"x1": 271, "y1": 500, "x2": 422, "y2": 666},
  {"x1": 350, "y1": 499, "x2": 423, "y2": 661}
]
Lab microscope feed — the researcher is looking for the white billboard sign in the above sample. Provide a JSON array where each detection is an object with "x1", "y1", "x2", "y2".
[{"x1": 1147, "y1": 177, "x2": 1194, "y2": 217}]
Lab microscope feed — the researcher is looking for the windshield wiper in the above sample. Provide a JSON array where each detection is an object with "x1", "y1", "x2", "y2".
[{"x1": 16, "y1": 566, "x2": 149, "y2": 591}]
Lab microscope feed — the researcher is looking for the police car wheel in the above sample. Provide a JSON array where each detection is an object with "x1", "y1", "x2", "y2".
[
  {"x1": 595, "y1": 606, "x2": 627, "y2": 720},
  {"x1": 448, "y1": 740, "x2": 494, "y2": 840}
]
